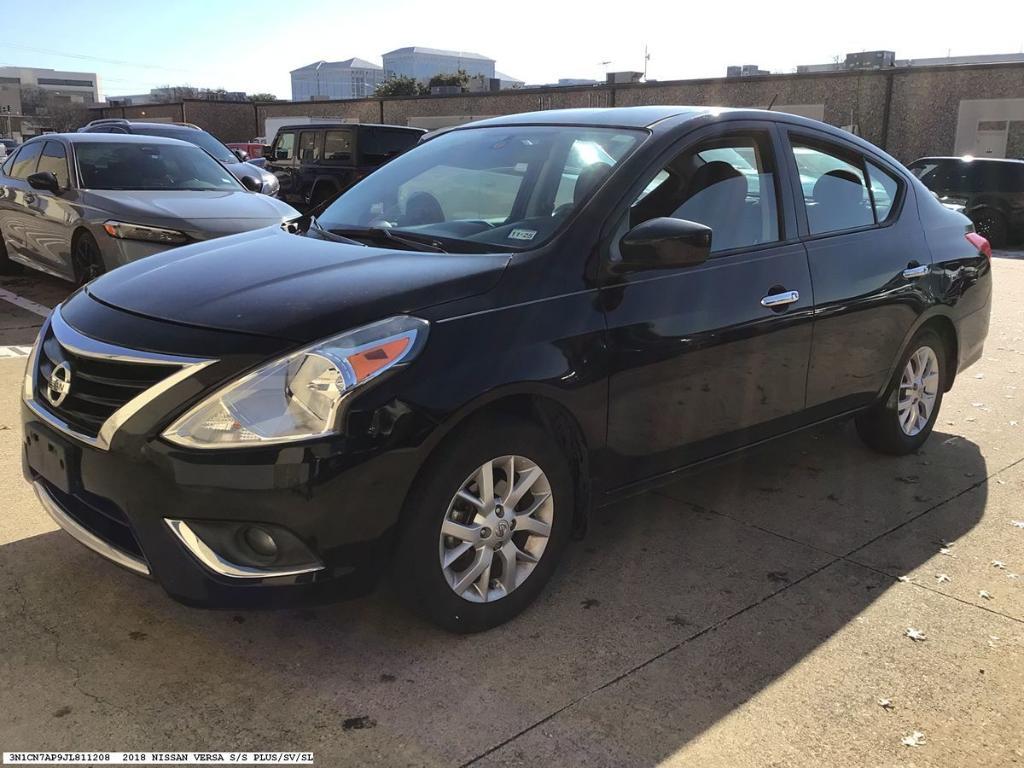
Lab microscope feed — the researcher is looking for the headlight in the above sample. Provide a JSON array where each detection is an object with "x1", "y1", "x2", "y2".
[
  {"x1": 103, "y1": 220, "x2": 189, "y2": 244},
  {"x1": 162, "y1": 315, "x2": 428, "y2": 449},
  {"x1": 262, "y1": 172, "x2": 280, "y2": 196}
]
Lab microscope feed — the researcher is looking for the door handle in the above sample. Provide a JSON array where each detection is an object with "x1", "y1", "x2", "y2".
[
  {"x1": 761, "y1": 290, "x2": 800, "y2": 308},
  {"x1": 902, "y1": 264, "x2": 929, "y2": 279}
]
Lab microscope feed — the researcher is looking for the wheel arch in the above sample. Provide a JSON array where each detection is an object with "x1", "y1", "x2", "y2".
[
  {"x1": 400, "y1": 388, "x2": 594, "y2": 542},
  {"x1": 882, "y1": 311, "x2": 960, "y2": 398}
]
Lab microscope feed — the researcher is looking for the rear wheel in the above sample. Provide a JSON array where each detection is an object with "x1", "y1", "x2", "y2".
[
  {"x1": 72, "y1": 232, "x2": 105, "y2": 285},
  {"x1": 972, "y1": 210, "x2": 1007, "y2": 249},
  {"x1": 856, "y1": 328, "x2": 947, "y2": 455},
  {"x1": 393, "y1": 414, "x2": 574, "y2": 632}
]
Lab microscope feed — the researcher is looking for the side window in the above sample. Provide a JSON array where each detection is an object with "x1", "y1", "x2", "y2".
[
  {"x1": 323, "y1": 130, "x2": 352, "y2": 162},
  {"x1": 37, "y1": 142, "x2": 70, "y2": 189},
  {"x1": 866, "y1": 161, "x2": 900, "y2": 222},
  {"x1": 10, "y1": 142, "x2": 43, "y2": 180},
  {"x1": 298, "y1": 131, "x2": 319, "y2": 163},
  {"x1": 792, "y1": 141, "x2": 873, "y2": 235},
  {"x1": 273, "y1": 131, "x2": 295, "y2": 161},
  {"x1": 360, "y1": 128, "x2": 415, "y2": 164},
  {"x1": 1, "y1": 149, "x2": 17, "y2": 176},
  {"x1": 629, "y1": 133, "x2": 780, "y2": 253}
]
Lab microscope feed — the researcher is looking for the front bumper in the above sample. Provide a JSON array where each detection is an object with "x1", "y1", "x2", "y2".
[{"x1": 20, "y1": 305, "x2": 427, "y2": 609}]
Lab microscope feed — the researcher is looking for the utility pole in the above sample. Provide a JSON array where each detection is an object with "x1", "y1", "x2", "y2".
[{"x1": 643, "y1": 45, "x2": 650, "y2": 80}]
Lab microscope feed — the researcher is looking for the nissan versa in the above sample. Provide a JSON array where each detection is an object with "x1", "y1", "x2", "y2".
[{"x1": 21, "y1": 107, "x2": 992, "y2": 632}]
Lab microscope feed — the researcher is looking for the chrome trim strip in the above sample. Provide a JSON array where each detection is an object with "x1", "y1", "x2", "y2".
[
  {"x1": 24, "y1": 306, "x2": 217, "y2": 451},
  {"x1": 34, "y1": 481, "x2": 151, "y2": 577},
  {"x1": 164, "y1": 519, "x2": 325, "y2": 580},
  {"x1": 50, "y1": 306, "x2": 208, "y2": 365}
]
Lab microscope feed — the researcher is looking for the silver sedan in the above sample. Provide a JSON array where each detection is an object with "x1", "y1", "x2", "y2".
[{"x1": 0, "y1": 133, "x2": 298, "y2": 284}]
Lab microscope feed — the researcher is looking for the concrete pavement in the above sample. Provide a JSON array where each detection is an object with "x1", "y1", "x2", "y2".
[{"x1": 0, "y1": 257, "x2": 1022, "y2": 766}]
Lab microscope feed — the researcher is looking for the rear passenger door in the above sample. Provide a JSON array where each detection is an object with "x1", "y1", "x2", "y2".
[
  {"x1": 782, "y1": 129, "x2": 927, "y2": 412},
  {"x1": 603, "y1": 122, "x2": 815, "y2": 485},
  {"x1": 0, "y1": 141, "x2": 44, "y2": 263}
]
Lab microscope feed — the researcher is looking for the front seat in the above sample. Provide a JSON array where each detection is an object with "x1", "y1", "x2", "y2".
[
  {"x1": 673, "y1": 160, "x2": 749, "y2": 251},
  {"x1": 553, "y1": 162, "x2": 614, "y2": 218},
  {"x1": 399, "y1": 192, "x2": 445, "y2": 226},
  {"x1": 809, "y1": 169, "x2": 872, "y2": 233}
]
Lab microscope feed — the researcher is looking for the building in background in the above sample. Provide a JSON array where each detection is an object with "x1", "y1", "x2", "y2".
[
  {"x1": 382, "y1": 47, "x2": 495, "y2": 85},
  {"x1": 0, "y1": 66, "x2": 99, "y2": 103},
  {"x1": 106, "y1": 87, "x2": 247, "y2": 106},
  {"x1": 797, "y1": 50, "x2": 1024, "y2": 73},
  {"x1": 726, "y1": 65, "x2": 771, "y2": 77},
  {"x1": 290, "y1": 59, "x2": 385, "y2": 101}
]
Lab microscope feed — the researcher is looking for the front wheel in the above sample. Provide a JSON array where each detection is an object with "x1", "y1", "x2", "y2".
[
  {"x1": 393, "y1": 415, "x2": 574, "y2": 632},
  {"x1": 856, "y1": 328, "x2": 947, "y2": 455},
  {"x1": 72, "y1": 232, "x2": 105, "y2": 285}
]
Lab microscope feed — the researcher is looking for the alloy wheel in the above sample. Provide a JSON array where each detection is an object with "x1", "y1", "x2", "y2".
[
  {"x1": 897, "y1": 345, "x2": 939, "y2": 436},
  {"x1": 438, "y1": 455, "x2": 554, "y2": 603}
]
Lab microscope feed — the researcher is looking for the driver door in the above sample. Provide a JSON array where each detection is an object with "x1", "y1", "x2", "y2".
[{"x1": 601, "y1": 123, "x2": 815, "y2": 488}]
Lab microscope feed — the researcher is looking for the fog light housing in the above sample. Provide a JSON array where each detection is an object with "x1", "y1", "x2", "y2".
[{"x1": 165, "y1": 519, "x2": 323, "y2": 579}]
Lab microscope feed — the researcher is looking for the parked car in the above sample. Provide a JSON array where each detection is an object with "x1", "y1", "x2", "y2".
[
  {"x1": 908, "y1": 156, "x2": 1024, "y2": 248},
  {"x1": 79, "y1": 119, "x2": 280, "y2": 197},
  {"x1": 0, "y1": 133, "x2": 297, "y2": 283},
  {"x1": 264, "y1": 122, "x2": 424, "y2": 209},
  {"x1": 0, "y1": 139, "x2": 17, "y2": 162},
  {"x1": 22, "y1": 107, "x2": 991, "y2": 632}
]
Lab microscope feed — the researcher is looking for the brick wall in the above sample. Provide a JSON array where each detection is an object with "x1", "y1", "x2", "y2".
[{"x1": 86, "y1": 62, "x2": 1024, "y2": 163}]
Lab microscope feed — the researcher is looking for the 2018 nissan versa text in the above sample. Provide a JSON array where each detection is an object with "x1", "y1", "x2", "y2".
[{"x1": 22, "y1": 107, "x2": 992, "y2": 631}]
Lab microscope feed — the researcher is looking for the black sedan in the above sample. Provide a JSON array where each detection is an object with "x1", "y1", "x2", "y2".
[{"x1": 21, "y1": 106, "x2": 992, "y2": 632}]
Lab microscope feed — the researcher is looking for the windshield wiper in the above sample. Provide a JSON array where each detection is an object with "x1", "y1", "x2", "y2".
[{"x1": 328, "y1": 226, "x2": 447, "y2": 253}]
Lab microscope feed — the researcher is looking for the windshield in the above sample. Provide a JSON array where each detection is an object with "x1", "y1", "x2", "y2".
[
  {"x1": 317, "y1": 125, "x2": 642, "y2": 252},
  {"x1": 131, "y1": 126, "x2": 237, "y2": 164},
  {"x1": 75, "y1": 142, "x2": 243, "y2": 191}
]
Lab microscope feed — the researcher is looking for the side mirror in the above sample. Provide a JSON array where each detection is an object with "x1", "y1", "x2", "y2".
[
  {"x1": 615, "y1": 217, "x2": 711, "y2": 273},
  {"x1": 27, "y1": 171, "x2": 61, "y2": 194},
  {"x1": 240, "y1": 175, "x2": 262, "y2": 192},
  {"x1": 233, "y1": 149, "x2": 249, "y2": 162},
  {"x1": 262, "y1": 146, "x2": 274, "y2": 159}
]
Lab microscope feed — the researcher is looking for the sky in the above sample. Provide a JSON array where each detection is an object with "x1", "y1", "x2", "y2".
[{"x1": 2, "y1": 0, "x2": 1022, "y2": 100}]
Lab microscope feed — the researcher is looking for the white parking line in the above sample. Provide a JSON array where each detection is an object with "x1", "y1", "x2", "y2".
[
  {"x1": 0, "y1": 345, "x2": 32, "y2": 358},
  {"x1": 0, "y1": 286, "x2": 53, "y2": 319}
]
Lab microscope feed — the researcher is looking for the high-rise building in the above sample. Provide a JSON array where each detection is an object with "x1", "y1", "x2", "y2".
[{"x1": 290, "y1": 59, "x2": 386, "y2": 101}]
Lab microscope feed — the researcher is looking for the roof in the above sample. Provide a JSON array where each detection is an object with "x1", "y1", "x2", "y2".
[
  {"x1": 291, "y1": 58, "x2": 383, "y2": 73},
  {"x1": 464, "y1": 106, "x2": 709, "y2": 129},
  {"x1": 382, "y1": 46, "x2": 493, "y2": 62},
  {"x1": 494, "y1": 71, "x2": 524, "y2": 83},
  {"x1": 31, "y1": 132, "x2": 197, "y2": 146}
]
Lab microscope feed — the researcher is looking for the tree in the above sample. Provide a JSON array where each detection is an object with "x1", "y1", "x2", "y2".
[
  {"x1": 375, "y1": 76, "x2": 428, "y2": 97},
  {"x1": 248, "y1": 93, "x2": 278, "y2": 102},
  {"x1": 427, "y1": 69, "x2": 469, "y2": 91}
]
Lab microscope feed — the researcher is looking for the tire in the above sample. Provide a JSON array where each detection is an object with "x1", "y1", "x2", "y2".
[
  {"x1": 855, "y1": 328, "x2": 948, "y2": 455},
  {"x1": 972, "y1": 210, "x2": 1008, "y2": 249},
  {"x1": 392, "y1": 413, "x2": 574, "y2": 633},
  {"x1": 0, "y1": 233, "x2": 21, "y2": 275},
  {"x1": 72, "y1": 231, "x2": 105, "y2": 285}
]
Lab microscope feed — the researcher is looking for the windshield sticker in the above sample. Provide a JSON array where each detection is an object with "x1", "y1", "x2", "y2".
[{"x1": 508, "y1": 228, "x2": 537, "y2": 241}]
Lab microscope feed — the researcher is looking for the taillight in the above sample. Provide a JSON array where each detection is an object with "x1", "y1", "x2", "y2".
[{"x1": 965, "y1": 232, "x2": 992, "y2": 261}]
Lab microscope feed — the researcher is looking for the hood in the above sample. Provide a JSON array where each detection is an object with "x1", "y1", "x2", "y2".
[
  {"x1": 85, "y1": 227, "x2": 510, "y2": 341},
  {"x1": 85, "y1": 189, "x2": 296, "y2": 223}
]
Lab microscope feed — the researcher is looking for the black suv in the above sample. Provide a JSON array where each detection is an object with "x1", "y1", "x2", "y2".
[
  {"x1": 79, "y1": 119, "x2": 279, "y2": 196},
  {"x1": 264, "y1": 123, "x2": 424, "y2": 209},
  {"x1": 909, "y1": 156, "x2": 1024, "y2": 248}
]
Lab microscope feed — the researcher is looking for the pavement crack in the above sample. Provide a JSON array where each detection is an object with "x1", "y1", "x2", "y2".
[{"x1": 8, "y1": 577, "x2": 125, "y2": 712}]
